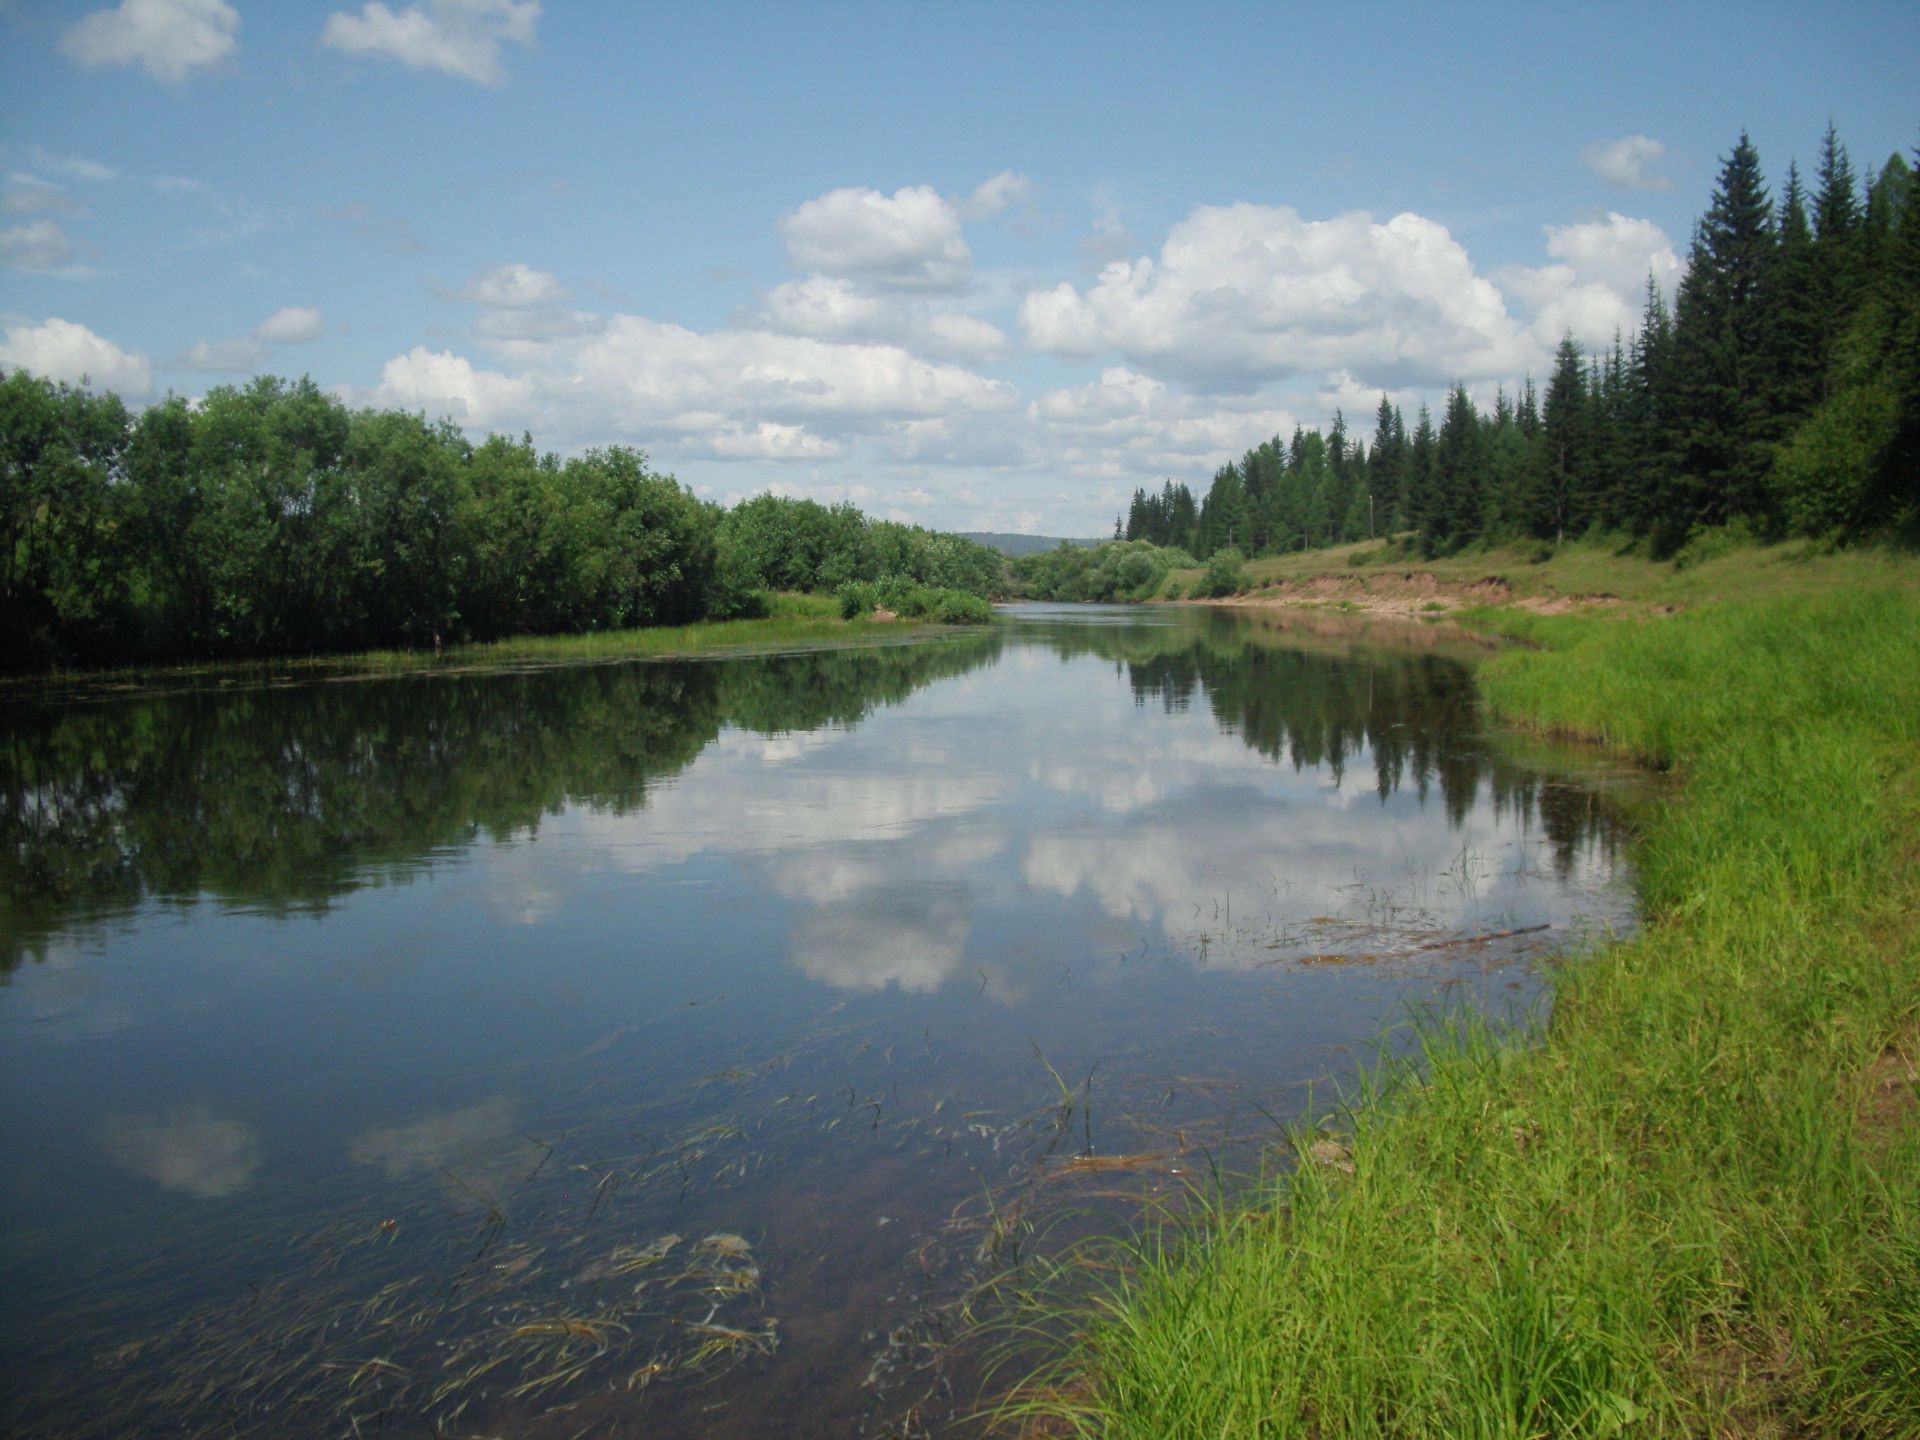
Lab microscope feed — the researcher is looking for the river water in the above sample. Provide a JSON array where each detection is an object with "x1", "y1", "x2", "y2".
[{"x1": 0, "y1": 604, "x2": 1637, "y2": 1438}]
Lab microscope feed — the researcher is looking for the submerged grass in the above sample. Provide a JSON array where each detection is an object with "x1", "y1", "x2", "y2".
[{"x1": 1005, "y1": 580, "x2": 1920, "y2": 1436}]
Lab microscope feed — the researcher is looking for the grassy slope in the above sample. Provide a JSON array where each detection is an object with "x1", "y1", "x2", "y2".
[
  {"x1": 1010, "y1": 549, "x2": 1920, "y2": 1436},
  {"x1": 1169, "y1": 534, "x2": 1920, "y2": 610}
]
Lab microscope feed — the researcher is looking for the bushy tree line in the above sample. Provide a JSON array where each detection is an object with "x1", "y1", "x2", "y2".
[
  {"x1": 1108, "y1": 125, "x2": 1919, "y2": 565},
  {"x1": 1012, "y1": 537, "x2": 1195, "y2": 602},
  {"x1": 0, "y1": 375, "x2": 1008, "y2": 668},
  {"x1": 716, "y1": 492, "x2": 1005, "y2": 600}
]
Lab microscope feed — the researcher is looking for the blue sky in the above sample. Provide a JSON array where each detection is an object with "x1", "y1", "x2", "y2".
[{"x1": 2, "y1": 1, "x2": 1914, "y2": 535}]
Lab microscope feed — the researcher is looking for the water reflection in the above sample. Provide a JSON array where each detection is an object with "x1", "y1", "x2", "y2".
[
  {"x1": 0, "y1": 607, "x2": 1639, "y2": 1439},
  {"x1": 347, "y1": 1096, "x2": 527, "y2": 1209},
  {"x1": 98, "y1": 1104, "x2": 262, "y2": 1198},
  {"x1": 1, "y1": 638, "x2": 1000, "y2": 970}
]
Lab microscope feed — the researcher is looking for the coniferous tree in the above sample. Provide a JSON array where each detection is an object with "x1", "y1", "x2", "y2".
[
  {"x1": 1433, "y1": 385, "x2": 1486, "y2": 547},
  {"x1": 1406, "y1": 404, "x2": 1438, "y2": 549},
  {"x1": 1670, "y1": 132, "x2": 1777, "y2": 531},
  {"x1": 1770, "y1": 163, "x2": 1824, "y2": 422},
  {"x1": 1366, "y1": 395, "x2": 1403, "y2": 536},
  {"x1": 1532, "y1": 335, "x2": 1588, "y2": 543},
  {"x1": 1812, "y1": 123, "x2": 1864, "y2": 400},
  {"x1": 1484, "y1": 388, "x2": 1529, "y2": 538},
  {"x1": 1627, "y1": 277, "x2": 1676, "y2": 534}
]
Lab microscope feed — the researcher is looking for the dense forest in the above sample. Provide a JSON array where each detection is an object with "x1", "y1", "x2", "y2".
[
  {"x1": 1075, "y1": 125, "x2": 1918, "y2": 583},
  {"x1": 0, "y1": 378, "x2": 1006, "y2": 669}
]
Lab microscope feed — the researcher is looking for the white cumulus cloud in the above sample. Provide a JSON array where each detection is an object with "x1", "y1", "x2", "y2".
[
  {"x1": 1022, "y1": 202, "x2": 1533, "y2": 391},
  {"x1": 178, "y1": 307, "x2": 327, "y2": 372},
  {"x1": 1583, "y1": 135, "x2": 1674, "y2": 193},
  {"x1": 1029, "y1": 366, "x2": 1299, "y2": 483},
  {"x1": 61, "y1": 0, "x2": 239, "y2": 84},
  {"x1": 757, "y1": 274, "x2": 1008, "y2": 362},
  {"x1": 0, "y1": 317, "x2": 152, "y2": 395},
  {"x1": 779, "y1": 183, "x2": 972, "y2": 291},
  {"x1": 463, "y1": 261, "x2": 565, "y2": 307},
  {"x1": 958, "y1": 169, "x2": 1033, "y2": 221},
  {"x1": 368, "y1": 345, "x2": 535, "y2": 430},
  {"x1": 1497, "y1": 212, "x2": 1681, "y2": 352},
  {"x1": 706, "y1": 421, "x2": 845, "y2": 462},
  {"x1": 254, "y1": 305, "x2": 326, "y2": 343},
  {"x1": 561, "y1": 317, "x2": 1017, "y2": 437},
  {"x1": 322, "y1": 0, "x2": 541, "y2": 86}
]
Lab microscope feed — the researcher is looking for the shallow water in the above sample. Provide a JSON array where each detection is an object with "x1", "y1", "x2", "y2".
[{"x1": 0, "y1": 605, "x2": 1637, "y2": 1437}]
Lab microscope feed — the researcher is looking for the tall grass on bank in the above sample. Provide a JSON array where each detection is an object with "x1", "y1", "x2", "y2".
[{"x1": 1005, "y1": 587, "x2": 1920, "y2": 1436}]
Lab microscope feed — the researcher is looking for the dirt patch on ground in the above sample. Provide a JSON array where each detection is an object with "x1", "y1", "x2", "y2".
[
  {"x1": 1208, "y1": 571, "x2": 1621, "y2": 617},
  {"x1": 1860, "y1": 1023, "x2": 1918, "y2": 1146}
]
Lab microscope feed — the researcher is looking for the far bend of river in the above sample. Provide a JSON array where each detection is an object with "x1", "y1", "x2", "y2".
[{"x1": 0, "y1": 605, "x2": 1640, "y2": 1439}]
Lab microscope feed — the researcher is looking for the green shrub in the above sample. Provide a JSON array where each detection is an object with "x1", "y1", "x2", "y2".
[
  {"x1": 835, "y1": 580, "x2": 879, "y2": 619},
  {"x1": 933, "y1": 591, "x2": 993, "y2": 625},
  {"x1": 1197, "y1": 546, "x2": 1248, "y2": 598}
]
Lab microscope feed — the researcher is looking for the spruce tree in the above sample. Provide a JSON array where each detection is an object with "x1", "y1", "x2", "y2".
[
  {"x1": 1433, "y1": 385, "x2": 1486, "y2": 546},
  {"x1": 1811, "y1": 124, "x2": 1864, "y2": 401},
  {"x1": 1670, "y1": 132, "x2": 1777, "y2": 529},
  {"x1": 1533, "y1": 334, "x2": 1589, "y2": 543},
  {"x1": 1366, "y1": 395, "x2": 1401, "y2": 537},
  {"x1": 1407, "y1": 404, "x2": 1438, "y2": 551},
  {"x1": 1770, "y1": 162, "x2": 1824, "y2": 420}
]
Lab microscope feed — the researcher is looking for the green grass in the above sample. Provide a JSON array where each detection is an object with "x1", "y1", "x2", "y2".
[
  {"x1": 0, "y1": 592, "x2": 978, "y2": 696},
  {"x1": 1000, "y1": 581, "x2": 1920, "y2": 1436}
]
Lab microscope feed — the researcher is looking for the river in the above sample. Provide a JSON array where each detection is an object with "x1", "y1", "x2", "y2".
[{"x1": 0, "y1": 604, "x2": 1638, "y2": 1438}]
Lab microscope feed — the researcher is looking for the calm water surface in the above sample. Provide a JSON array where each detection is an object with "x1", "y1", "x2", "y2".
[{"x1": 1, "y1": 606, "x2": 1637, "y2": 1438}]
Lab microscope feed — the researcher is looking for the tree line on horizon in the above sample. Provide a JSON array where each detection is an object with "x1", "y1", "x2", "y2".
[
  {"x1": 0, "y1": 374, "x2": 1007, "y2": 669},
  {"x1": 1106, "y1": 124, "x2": 1919, "y2": 567}
]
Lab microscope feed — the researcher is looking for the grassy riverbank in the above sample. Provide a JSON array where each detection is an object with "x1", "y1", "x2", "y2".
[
  {"x1": 0, "y1": 593, "x2": 977, "y2": 697},
  {"x1": 1009, "y1": 569, "x2": 1920, "y2": 1434},
  {"x1": 1166, "y1": 533, "x2": 1920, "y2": 614}
]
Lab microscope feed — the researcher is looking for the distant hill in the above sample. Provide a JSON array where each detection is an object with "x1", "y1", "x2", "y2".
[{"x1": 959, "y1": 532, "x2": 1104, "y2": 557}]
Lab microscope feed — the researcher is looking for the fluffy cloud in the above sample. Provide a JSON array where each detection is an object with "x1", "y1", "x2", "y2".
[
  {"x1": 0, "y1": 220, "x2": 76, "y2": 271},
  {"x1": 1544, "y1": 214, "x2": 1681, "y2": 300},
  {"x1": 706, "y1": 422, "x2": 845, "y2": 461},
  {"x1": 1498, "y1": 212, "x2": 1681, "y2": 351},
  {"x1": 0, "y1": 316, "x2": 152, "y2": 395},
  {"x1": 322, "y1": 0, "x2": 541, "y2": 87},
  {"x1": 254, "y1": 305, "x2": 325, "y2": 343},
  {"x1": 61, "y1": 0, "x2": 239, "y2": 84},
  {"x1": 757, "y1": 275, "x2": 1008, "y2": 362},
  {"x1": 1583, "y1": 135, "x2": 1674, "y2": 193},
  {"x1": 1029, "y1": 366, "x2": 1298, "y2": 482},
  {"x1": 561, "y1": 316, "x2": 1017, "y2": 436},
  {"x1": 179, "y1": 307, "x2": 327, "y2": 372},
  {"x1": 779, "y1": 183, "x2": 971, "y2": 291},
  {"x1": 463, "y1": 261, "x2": 565, "y2": 307},
  {"x1": 958, "y1": 169, "x2": 1033, "y2": 221},
  {"x1": 1022, "y1": 203, "x2": 1532, "y2": 391},
  {"x1": 368, "y1": 345, "x2": 535, "y2": 430}
]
